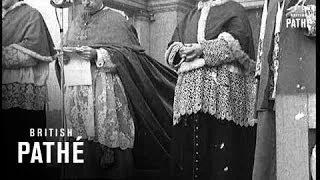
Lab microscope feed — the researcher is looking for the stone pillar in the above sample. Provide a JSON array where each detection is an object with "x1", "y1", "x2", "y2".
[
  {"x1": 133, "y1": 15, "x2": 151, "y2": 55},
  {"x1": 147, "y1": 0, "x2": 195, "y2": 65}
]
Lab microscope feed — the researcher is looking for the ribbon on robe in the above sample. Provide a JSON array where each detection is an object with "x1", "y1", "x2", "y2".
[
  {"x1": 255, "y1": 0, "x2": 269, "y2": 78},
  {"x1": 270, "y1": 0, "x2": 285, "y2": 99}
]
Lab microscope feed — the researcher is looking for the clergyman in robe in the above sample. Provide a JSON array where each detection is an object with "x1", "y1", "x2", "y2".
[
  {"x1": 165, "y1": 0, "x2": 258, "y2": 179},
  {"x1": 2, "y1": 0, "x2": 55, "y2": 178},
  {"x1": 56, "y1": 0, "x2": 177, "y2": 179}
]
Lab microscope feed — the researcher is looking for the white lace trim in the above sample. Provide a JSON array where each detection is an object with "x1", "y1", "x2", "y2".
[
  {"x1": 2, "y1": 1, "x2": 27, "y2": 19},
  {"x1": 173, "y1": 64, "x2": 258, "y2": 127},
  {"x1": 10, "y1": 44, "x2": 53, "y2": 62},
  {"x1": 165, "y1": 42, "x2": 184, "y2": 69}
]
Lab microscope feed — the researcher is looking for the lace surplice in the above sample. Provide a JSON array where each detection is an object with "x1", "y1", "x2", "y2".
[
  {"x1": 2, "y1": 45, "x2": 48, "y2": 111},
  {"x1": 166, "y1": 1, "x2": 257, "y2": 127},
  {"x1": 64, "y1": 53, "x2": 134, "y2": 150},
  {"x1": 2, "y1": 83, "x2": 47, "y2": 110},
  {"x1": 173, "y1": 62, "x2": 257, "y2": 127}
]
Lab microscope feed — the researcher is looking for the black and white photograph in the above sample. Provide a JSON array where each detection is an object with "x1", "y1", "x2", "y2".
[{"x1": 2, "y1": 0, "x2": 316, "y2": 179}]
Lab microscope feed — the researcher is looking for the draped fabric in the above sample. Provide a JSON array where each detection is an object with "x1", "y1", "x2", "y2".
[
  {"x1": 104, "y1": 46, "x2": 177, "y2": 155},
  {"x1": 56, "y1": 7, "x2": 177, "y2": 172},
  {"x1": 2, "y1": 3, "x2": 55, "y2": 57},
  {"x1": 252, "y1": 109, "x2": 276, "y2": 180},
  {"x1": 252, "y1": 1, "x2": 278, "y2": 179},
  {"x1": 64, "y1": 7, "x2": 143, "y2": 52}
]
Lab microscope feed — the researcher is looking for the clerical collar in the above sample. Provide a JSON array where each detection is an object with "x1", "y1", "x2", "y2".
[
  {"x1": 197, "y1": 0, "x2": 229, "y2": 10},
  {"x1": 2, "y1": 1, "x2": 27, "y2": 19}
]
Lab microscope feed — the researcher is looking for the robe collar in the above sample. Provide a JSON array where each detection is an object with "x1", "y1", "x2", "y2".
[
  {"x1": 197, "y1": 0, "x2": 229, "y2": 10},
  {"x1": 2, "y1": 1, "x2": 27, "y2": 19}
]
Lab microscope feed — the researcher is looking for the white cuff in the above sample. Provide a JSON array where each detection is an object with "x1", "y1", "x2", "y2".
[
  {"x1": 165, "y1": 42, "x2": 184, "y2": 68},
  {"x1": 96, "y1": 48, "x2": 104, "y2": 68},
  {"x1": 177, "y1": 58, "x2": 205, "y2": 74}
]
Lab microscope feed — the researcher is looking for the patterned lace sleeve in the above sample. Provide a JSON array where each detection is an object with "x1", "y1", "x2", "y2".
[
  {"x1": 165, "y1": 42, "x2": 185, "y2": 69},
  {"x1": 201, "y1": 38, "x2": 233, "y2": 66},
  {"x1": 2, "y1": 45, "x2": 38, "y2": 69},
  {"x1": 202, "y1": 32, "x2": 256, "y2": 72},
  {"x1": 304, "y1": 5, "x2": 316, "y2": 37}
]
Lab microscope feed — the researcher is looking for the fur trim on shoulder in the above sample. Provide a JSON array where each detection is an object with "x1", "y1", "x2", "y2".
[
  {"x1": 165, "y1": 42, "x2": 184, "y2": 68},
  {"x1": 2, "y1": 1, "x2": 27, "y2": 19},
  {"x1": 10, "y1": 44, "x2": 53, "y2": 62},
  {"x1": 218, "y1": 32, "x2": 256, "y2": 72}
]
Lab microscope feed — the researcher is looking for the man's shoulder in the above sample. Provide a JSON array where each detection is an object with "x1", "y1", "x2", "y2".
[
  {"x1": 18, "y1": 4, "x2": 43, "y2": 19},
  {"x1": 226, "y1": 0, "x2": 246, "y2": 13},
  {"x1": 101, "y1": 7, "x2": 128, "y2": 20},
  {"x1": 73, "y1": 7, "x2": 128, "y2": 23}
]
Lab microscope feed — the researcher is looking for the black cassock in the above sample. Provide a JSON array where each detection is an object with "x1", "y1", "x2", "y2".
[{"x1": 167, "y1": 1, "x2": 257, "y2": 180}]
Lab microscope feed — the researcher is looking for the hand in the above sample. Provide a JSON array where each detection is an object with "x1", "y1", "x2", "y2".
[
  {"x1": 54, "y1": 51, "x2": 71, "y2": 65},
  {"x1": 75, "y1": 46, "x2": 97, "y2": 61},
  {"x1": 179, "y1": 43, "x2": 203, "y2": 62}
]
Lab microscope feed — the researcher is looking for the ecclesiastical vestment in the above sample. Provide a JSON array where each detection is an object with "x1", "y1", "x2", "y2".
[
  {"x1": 2, "y1": 1, "x2": 55, "y2": 179},
  {"x1": 165, "y1": 0, "x2": 258, "y2": 179},
  {"x1": 56, "y1": 5, "x2": 177, "y2": 179}
]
